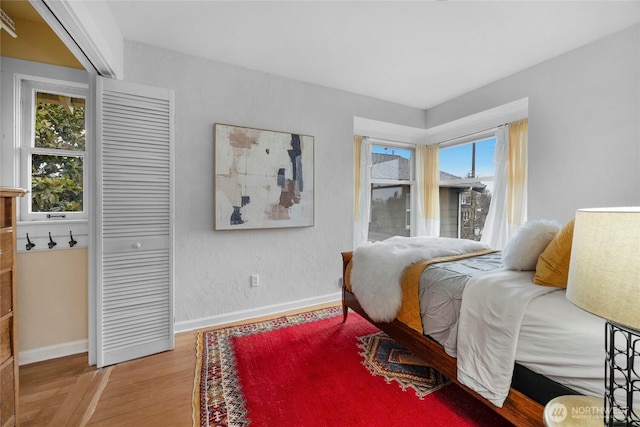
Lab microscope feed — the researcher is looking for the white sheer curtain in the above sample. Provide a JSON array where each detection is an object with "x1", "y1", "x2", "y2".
[
  {"x1": 481, "y1": 126, "x2": 509, "y2": 249},
  {"x1": 353, "y1": 136, "x2": 371, "y2": 248},
  {"x1": 481, "y1": 119, "x2": 528, "y2": 249},
  {"x1": 415, "y1": 144, "x2": 440, "y2": 237}
]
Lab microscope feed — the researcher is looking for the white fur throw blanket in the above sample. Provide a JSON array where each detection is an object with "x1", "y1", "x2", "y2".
[{"x1": 350, "y1": 237, "x2": 491, "y2": 322}]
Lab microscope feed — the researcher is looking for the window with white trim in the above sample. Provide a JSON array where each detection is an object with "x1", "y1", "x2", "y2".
[
  {"x1": 368, "y1": 143, "x2": 415, "y2": 242},
  {"x1": 20, "y1": 79, "x2": 88, "y2": 221},
  {"x1": 439, "y1": 136, "x2": 495, "y2": 240}
]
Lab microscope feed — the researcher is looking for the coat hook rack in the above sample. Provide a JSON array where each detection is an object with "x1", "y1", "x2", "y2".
[
  {"x1": 69, "y1": 231, "x2": 78, "y2": 247},
  {"x1": 25, "y1": 233, "x2": 35, "y2": 251},
  {"x1": 48, "y1": 232, "x2": 57, "y2": 249}
]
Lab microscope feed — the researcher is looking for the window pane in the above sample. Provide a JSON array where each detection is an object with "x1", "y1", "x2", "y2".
[
  {"x1": 371, "y1": 145, "x2": 412, "y2": 180},
  {"x1": 439, "y1": 137, "x2": 495, "y2": 241},
  {"x1": 368, "y1": 184, "x2": 410, "y2": 242},
  {"x1": 474, "y1": 138, "x2": 496, "y2": 177},
  {"x1": 439, "y1": 143, "x2": 473, "y2": 178},
  {"x1": 31, "y1": 154, "x2": 84, "y2": 212},
  {"x1": 439, "y1": 137, "x2": 495, "y2": 179},
  {"x1": 35, "y1": 92, "x2": 86, "y2": 151}
]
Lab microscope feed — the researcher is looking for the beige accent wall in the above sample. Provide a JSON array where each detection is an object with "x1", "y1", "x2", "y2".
[
  {"x1": 16, "y1": 248, "x2": 88, "y2": 352},
  {"x1": 0, "y1": 17, "x2": 82, "y2": 69}
]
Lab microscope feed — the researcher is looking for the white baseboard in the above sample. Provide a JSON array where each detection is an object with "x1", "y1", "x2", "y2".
[
  {"x1": 18, "y1": 293, "x2": 342, "y2": 365},
  {"x1": 20, "y1": 339, "x2": 88, "y2": 366},
  {"x1": 175, "y1": 292, "x2": 342, "y2": 333}
]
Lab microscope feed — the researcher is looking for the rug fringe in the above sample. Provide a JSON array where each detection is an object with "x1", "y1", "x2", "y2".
[{"x1": 193, "y1": 331, "x2": 204, "y2": 427}]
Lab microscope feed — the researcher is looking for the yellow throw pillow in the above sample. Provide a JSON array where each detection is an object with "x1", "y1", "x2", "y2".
[{"x1": 533, "y1": 219, "x2": 575, "y2": 288}]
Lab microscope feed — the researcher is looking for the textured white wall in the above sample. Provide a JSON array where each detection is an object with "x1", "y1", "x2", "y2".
[
  {"x1": 121, "y1": 41, "x2": 427, "y2": 325},
  {"x1": 426, "y1": 25, "x2": 640, "y2": 223},
  {"x1": 123, "y1": 24, "x2": 640, "y2": 326},
  {"x1": 4, "y1": 23, "x2": 638, "y2": 349}
]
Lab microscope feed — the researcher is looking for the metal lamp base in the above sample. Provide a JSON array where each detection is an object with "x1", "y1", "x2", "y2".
[{"x1": 605, "y1": 321, "x2": 640, "y2": 426}]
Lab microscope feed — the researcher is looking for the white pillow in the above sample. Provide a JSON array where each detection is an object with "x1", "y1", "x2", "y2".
[{"x1": 501, "y1": 219, "x2": 560, "y2": 271}]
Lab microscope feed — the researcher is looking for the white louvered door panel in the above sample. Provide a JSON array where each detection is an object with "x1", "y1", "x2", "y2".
[{"x1": 96, "y1": 77, "x2": 174, "y2": 367}]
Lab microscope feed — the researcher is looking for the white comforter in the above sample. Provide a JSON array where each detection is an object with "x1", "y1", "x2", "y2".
[
  {"x1": 455, "y1": 269, "x2": 560, "y2": 407},
  {"x1": 350, "y1": 238, "x2": 601, "y2": 407},
  {"x1": 350, "y1": 236, "x2": 490, "y2": 322}
]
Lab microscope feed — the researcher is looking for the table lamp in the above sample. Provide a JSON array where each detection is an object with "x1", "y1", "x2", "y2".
[{"x1": 566, "y1": 207, "x2": 640, "y2": 426}]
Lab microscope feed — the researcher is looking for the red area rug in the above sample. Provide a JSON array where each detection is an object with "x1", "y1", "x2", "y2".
[{"x1": 194, "y1": 306, "x2": 513, "y2": 426}]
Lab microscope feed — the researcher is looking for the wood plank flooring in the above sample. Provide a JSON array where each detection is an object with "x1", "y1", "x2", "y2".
[
  {"x1": 19, "y1": 303, "x2": 339, "y2": 426},
  {"x1": 19, "y1": 332, "x2": 196, "y2": 427}
]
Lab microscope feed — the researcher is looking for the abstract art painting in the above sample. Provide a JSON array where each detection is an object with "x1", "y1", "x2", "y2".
[{"x1": 214, "y1": 124, "x2": 314, "y2": 230}]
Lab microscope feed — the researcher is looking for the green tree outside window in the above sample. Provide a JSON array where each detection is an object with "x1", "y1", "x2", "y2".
[{"x1": 31, "y1": 96, "x2": 85, "y2": 213}]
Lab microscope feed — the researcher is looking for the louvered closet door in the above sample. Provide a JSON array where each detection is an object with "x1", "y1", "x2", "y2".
[{"x1": 96, "y1": 77, "x2": 174, "y2": 367}]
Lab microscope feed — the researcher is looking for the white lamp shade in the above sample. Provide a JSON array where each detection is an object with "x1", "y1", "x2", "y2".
[{"x1": 566, "y1": 207, "x2": 640, "y2": 330}]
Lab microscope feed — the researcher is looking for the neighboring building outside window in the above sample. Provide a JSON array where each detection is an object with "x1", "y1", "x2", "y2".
[
  {"x1": 366, "y1": 136, "x2": 496, "y2": 242},
  {"x1": 368, "y1": 144, "x2": 415, "y2": 242},
  {"x1": 20, "y1": 79, "x2": 88, "y2": 221},
  {"x1": 439, "y1": 136, "x2": 496, "y2": 241}
]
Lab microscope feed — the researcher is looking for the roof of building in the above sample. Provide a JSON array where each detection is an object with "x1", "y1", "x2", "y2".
[{"x1": 372, "y1": 153, "x2": 486, "y2": 191}]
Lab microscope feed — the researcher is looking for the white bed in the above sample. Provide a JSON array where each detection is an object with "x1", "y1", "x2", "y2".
[
  {"x1": 517, "y1": 286, "x2": 605, "y2": 397},
  {"x1": 344, "y1": 226, "x2": 619, "y2": 425},
  {"x1": 418, "y1": 257, "x2": 607, "y2": 404},
  {"x1": 420, "y1": 253, "x2": 605, "y2": 406}
]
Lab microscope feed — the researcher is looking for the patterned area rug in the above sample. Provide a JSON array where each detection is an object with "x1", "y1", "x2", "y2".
[
  {"x1": 193, "y1": 306, "x2": 513, "y2": 427},
  {"x1": 194, "y1": 307, "x2": 342, "y2": 427},
  {"x1": 357, "y1": 331, "x2": 450, "y2": 399}
]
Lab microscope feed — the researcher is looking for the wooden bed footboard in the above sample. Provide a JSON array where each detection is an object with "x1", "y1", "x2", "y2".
[{"x1": 341, "y1": 252, "x2": 544, "y2": 427}]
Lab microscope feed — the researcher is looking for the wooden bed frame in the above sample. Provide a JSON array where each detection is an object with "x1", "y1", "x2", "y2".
[{"x1": 341, "y1": 251, "x2": 545, "y2": 427}]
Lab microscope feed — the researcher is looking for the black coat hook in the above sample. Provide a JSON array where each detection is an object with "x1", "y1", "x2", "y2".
[
  {"x1": 69, "y1": 231, "x2": 78, "y2": 248},
  {"x1": 26, "y1": 233, "x2": 35, "y2": 251},
  {"x1": 48, "y1": 232, "x2": 57, "y2": 249}
]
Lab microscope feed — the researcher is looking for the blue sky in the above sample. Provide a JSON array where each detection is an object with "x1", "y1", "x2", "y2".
[
  {"x1": 372, "y1": 137, "x2": 496, "y2": 178},
  {"x1": 439, "y1": 137, "x2": 496, "y2": 178}
]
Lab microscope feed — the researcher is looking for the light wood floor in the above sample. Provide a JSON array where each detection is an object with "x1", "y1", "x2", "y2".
[
  {"x1": 20, "y1": 331, "x2": 197, "y2": 427},
  {"x1": 19, "y1": 303, "x2": 340, "y2": 427}
]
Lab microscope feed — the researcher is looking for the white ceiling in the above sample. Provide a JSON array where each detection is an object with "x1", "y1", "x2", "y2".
[{"x1": 106, "y1": 1, "x2": 640, "y2": 110}]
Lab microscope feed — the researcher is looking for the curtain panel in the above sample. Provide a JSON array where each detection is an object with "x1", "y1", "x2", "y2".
[
  {"x1": 353, "y1": 136, "x2": 371, "y2": 248},
  {"x1": 481, "y1": 119, "x2": 528, "y2": 249},
  {"x1": 481, "y1": 126, "x2": 509, "y2": 249},
  {"x1": 415, "y1": 144, "x2": 440, "y2": 237},
  {"x1": 507, "y1": 119, "x2": 528, "y2": 237}
]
